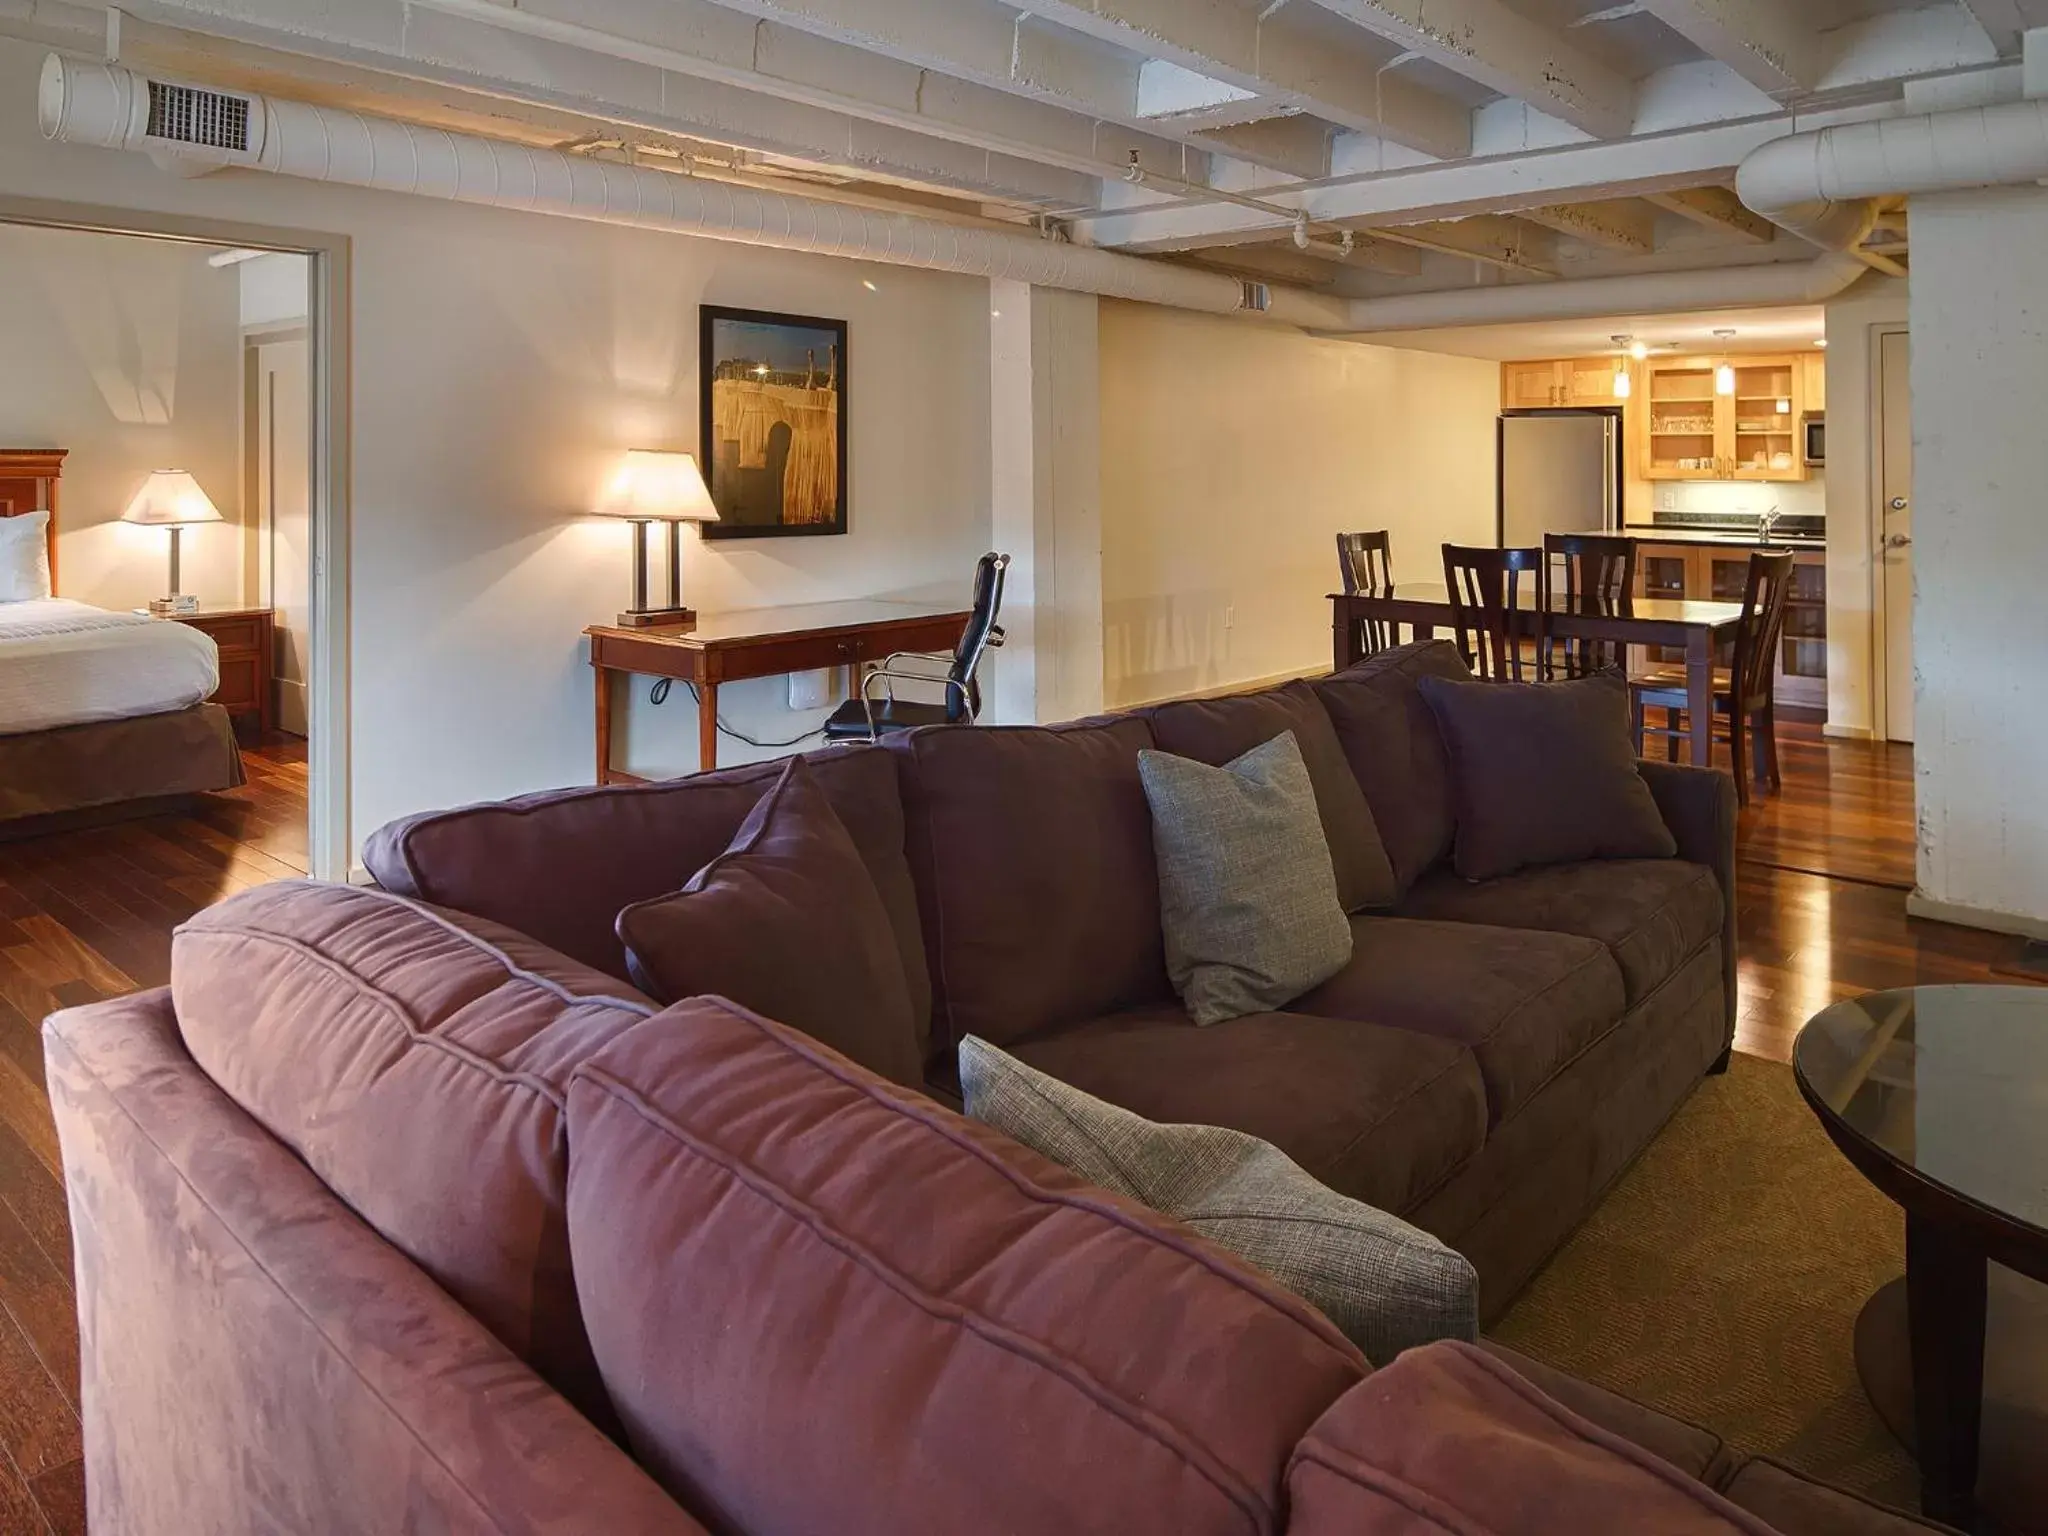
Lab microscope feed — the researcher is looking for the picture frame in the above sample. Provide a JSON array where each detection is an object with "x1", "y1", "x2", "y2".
[{"x1": 698, "y1": 305, "x2": 848, "y2": 539}]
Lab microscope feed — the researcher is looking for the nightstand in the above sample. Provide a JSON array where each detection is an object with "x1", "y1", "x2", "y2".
[{"x1": 168, "y1": 607, "x2": 274, "y2": 736}]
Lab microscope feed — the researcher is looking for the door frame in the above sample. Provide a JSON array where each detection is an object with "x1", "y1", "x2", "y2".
[
  {"x1": 0, "y1": 194, "x2": 353, "y2": 881},
  {"x1": 1868, "y1": 323, "x2": 1911, "y2": 746}
]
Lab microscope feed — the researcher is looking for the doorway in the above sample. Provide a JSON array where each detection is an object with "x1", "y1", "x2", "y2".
[
  {"x1": 1877, "y1": 330, "x2": 1913, "y2": 743},
  {"x1": 0, "y1": 201, "x2": 349, "y2": 877}
]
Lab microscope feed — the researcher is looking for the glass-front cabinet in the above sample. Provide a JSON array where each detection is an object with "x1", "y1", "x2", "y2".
[
  {"x1": 1640, "y1": 546, "x2": 1827, "y2": 711},
  {"x1": 1641, "y1": 354, "x2": 1809, "y2": 482}
]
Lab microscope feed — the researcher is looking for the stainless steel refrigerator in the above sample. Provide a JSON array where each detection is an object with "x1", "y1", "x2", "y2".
[{"x1": 1497, "y1": 409, "x2": 1623, "y2": 546}]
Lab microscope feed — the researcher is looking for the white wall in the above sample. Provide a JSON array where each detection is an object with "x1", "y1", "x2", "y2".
[
  {"x1": 1098, "y1": 301, "x2": 1498, "y2": 707},
  {"x1": 1906, "y1": 184, "x2": 2048, "y2": 933},
  {"x1": 0, "y1": 220, "x2": 244, "y2": 609},
  {"x1": 0, "y1": 34, "x2": 990, "y2": 843},
  {"x1": 1823, "y1": 274, "x2": 1909, "y2": 738}
]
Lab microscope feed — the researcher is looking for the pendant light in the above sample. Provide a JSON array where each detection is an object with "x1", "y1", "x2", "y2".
[
  {"x1": 1611, "y1": 335, "x2": 1633, "y2": 399},
  {"x1": 1713, "y1": 329, "x2": 1737, "y2": 396}
]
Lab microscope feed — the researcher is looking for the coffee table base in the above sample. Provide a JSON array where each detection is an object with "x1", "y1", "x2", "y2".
[{"x1": 1855, "y1": 1265, "x2": 2048, "y2": 1535}]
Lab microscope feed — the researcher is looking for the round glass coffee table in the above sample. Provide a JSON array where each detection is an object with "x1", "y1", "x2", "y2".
[{"x1": 1794, "y1": 986, "x2": 2048, "y2": 1532}]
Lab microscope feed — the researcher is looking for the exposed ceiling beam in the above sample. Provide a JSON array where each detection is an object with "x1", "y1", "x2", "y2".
[
  {"x1": 1094, "y1": 113, "x2": 1789, "y2": 250},
  {"x1": 1301, "y1": 0, "x2": 1638, "y2": 139},
  {"x1": 669, "y1": 0, "x2": 1346, "y2": 175},
  {"x1": 1516, "y1": 199, "x2": 1656, "y2": 254},
  {"x1": 1635, "y1": 0, "x2": 1818, "y2": 97},
  {"x1": 1190, "y1": 115, "x2": 1333, "y2": 181},
  {"x1": 1366, "y1": 216, "x2": 1559, "y2": 276},
  {"x1": 1954, "y1": 0, "x2": 2048, "y2": 54},
  {"x1": 1645, "y1": 185, "x2": 1775, "y2": 243},
  {"x1": 1013, "y1": 0, "x2": 1474, "y2": 159}
]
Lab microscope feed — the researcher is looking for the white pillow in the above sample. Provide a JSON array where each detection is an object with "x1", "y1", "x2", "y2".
[{"x1": 0, "y1": 511, "x2": 52, "y2": 603}]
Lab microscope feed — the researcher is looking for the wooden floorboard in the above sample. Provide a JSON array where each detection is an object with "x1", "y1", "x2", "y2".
[{"x1": 0, "y1": 724, "x2": 2026, "y2": 1529}]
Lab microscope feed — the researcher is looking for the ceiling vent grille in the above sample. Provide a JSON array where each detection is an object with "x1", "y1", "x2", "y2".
[
  {"x1": 146, "y1": 80, "x2": 250, "y2": 153},
  {"x1": 1238, "y1": 280, "x2": 1271, "y2": 313}
]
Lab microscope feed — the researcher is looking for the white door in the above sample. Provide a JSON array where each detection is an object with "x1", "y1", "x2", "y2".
[
  {"x1": 258, "y1": 337, "x2": 312, "y2": 736},
  {"x1": 1879, "y1": 331, "x2": 1914, "y2": 743}
]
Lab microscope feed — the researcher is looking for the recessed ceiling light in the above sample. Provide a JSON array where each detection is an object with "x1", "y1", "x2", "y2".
[
  {"x1": 862, "y1": 279, "x2": 878, "y2": 291},
  {"x1": 1814, "y1": 338, "x2": 1828, "y2": 348}
]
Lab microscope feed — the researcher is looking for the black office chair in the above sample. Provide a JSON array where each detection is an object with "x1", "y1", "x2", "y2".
[{"x1": 823, "y1": 552, "x2": 1010, "y2": 742}]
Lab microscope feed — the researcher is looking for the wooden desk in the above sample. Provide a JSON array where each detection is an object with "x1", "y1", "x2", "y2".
[
  {"x1": 1330, "y1": 584, "x2": 1746, "y2": 768},
  {"x1": 586, "y1": 598, "x2": 971, "y2": 781}
]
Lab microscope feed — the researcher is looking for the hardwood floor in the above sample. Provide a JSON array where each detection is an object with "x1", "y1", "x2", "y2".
[
  {"x1": 0, "y1": 738, "x2": 305, "y2": 1534},
  {"x1": 0, "y1": 724, "x2": 2026, "y2": 1530}
]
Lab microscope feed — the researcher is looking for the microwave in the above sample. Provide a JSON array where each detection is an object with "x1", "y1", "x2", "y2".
[{"x1": 1802, "y1": 412, "x2": 1825, "y2": 467}]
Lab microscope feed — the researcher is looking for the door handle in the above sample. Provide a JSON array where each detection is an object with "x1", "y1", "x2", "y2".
[
  {"x1": 1885, "y1": 533, "x2": 1913, "y2": 549},
  {"x1": 1889, "y1": 497, "x2": 1908, "y2": 511}
]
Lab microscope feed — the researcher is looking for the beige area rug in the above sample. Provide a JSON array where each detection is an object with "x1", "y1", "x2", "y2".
[{"x1": 1490, "y1": 1053, "x2": 1921, "y2": 1511}]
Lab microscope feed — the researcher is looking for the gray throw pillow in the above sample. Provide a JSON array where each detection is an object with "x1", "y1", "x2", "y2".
[
  {"x1": 959, "y1": 1036, "x2": 1478, "y2": 1365},
  {"x1": 1138, "y1": 731, "x2": 1352, "y2": 1026}
]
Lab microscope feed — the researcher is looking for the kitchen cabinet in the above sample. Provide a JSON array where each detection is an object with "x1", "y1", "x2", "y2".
[
  {"x1": 1641, "y1": 354, "x2": 1807, "y2": 482},
  {"x1": 1500, "y1": 358, "x2": 1627, "y2": 408},
  {"x1": 1634, "y1": 541, "x2": 1826, "y2": 711}
]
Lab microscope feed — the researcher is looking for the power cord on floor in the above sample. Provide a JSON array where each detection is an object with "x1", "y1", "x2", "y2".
[{"x1": 648, "y1": 678, "x2": 827, "y2": 751}]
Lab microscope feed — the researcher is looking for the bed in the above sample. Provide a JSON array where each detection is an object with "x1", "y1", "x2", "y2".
[{"x1": 0, "y1": 450, "x2": 245, "y2": 833}]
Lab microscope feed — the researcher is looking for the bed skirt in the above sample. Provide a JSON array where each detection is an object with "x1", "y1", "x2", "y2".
[{"x1": 0, "y1": 704, "x2": 246, "y2": 831}]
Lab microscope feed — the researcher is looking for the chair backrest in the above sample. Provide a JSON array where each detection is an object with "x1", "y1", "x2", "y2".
[
  {"x1": 1442, "y1": 543, "x2": 1542, "y2": 681},
  {"x1": 1540, "y1": 533, "x2": 1637, "y2": 679},
  {"x1": 1336, "y1": 530, "x2": 1396, "y2": 657},
  {"x1": 1730, "y1": 549, "x2": 1796, "y2": 709},
  {"x1": 948, "y1": 552, "x2": 1011, "y2": 721}
]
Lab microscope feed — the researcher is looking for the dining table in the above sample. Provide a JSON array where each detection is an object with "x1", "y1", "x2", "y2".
[{"x1": 1329, "y1": 584, "x2": 1748, "y2": 768}]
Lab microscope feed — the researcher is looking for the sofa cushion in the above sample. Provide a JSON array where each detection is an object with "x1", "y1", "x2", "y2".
[
  {"x1": 960, "y1": 1036, "x2": 1478, "y2": 1366},
  {"x1": 890, "y1": 716, "x2": 1172, "y2": 1048},
  {"x1": 1714, "y1": 1459, "x2": 1951, "y2": 1536},
  {"x1": 1294, "y1": 917, "x2": 1626, "y2": 1126},
  {"x1": 565, "y1": 996, "x2": 1367, "y2": 1536},
  {"x1": 1417, "y1": 670, "x2": 1678, "y2": 881},
  {"x1": 1140, "y1": 732, "x2": 1353, "y2": 1026},
  {"x1": 170, "y1": 880, "x2": 657, "y2": 1428},
  {"x1": 1285, "y1": 1341, "x2": 1780, "y2": 1536},
  {"x1": 1311, "y1": 640, "x2": 1472, "y2": 895},
  {"x1": 1142, "y1": 681, "x2": 1396, "y2": 911},
  {"x1": 1479, "y1": 1342, "x2": 1728, "y2": 1483},
  {"x1": 1010, "y1": 1006, "x2": 1487, "y2": 1218},
  {"x1": 615, "y1": 758, "x2": 923, "y2": 1087},
  {"x1": 360, "y1": 744, "x2": 931, "y2": 1046},
  {"x1": 1398, "y1": 860, "x2": 1723, "y2": 1007}
]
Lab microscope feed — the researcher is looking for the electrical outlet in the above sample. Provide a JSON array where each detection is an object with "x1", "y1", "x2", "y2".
[
  {"x1": 787, "y1": 669, "x2": 832, "y2": 711},
  {"x1": 1655, "y1": 485, "x2": 1677, "y2": 513}
]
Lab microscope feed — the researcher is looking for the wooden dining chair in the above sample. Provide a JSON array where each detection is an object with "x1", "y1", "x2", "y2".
[
  {"x1": 1336, "y1": 530, "x2": 1396, "y2": 658},
  {"x1": 1540, "y1": 533, "x2": 1637, "y2": 680},
  {"x1": 1442, "y1": 543, "x2": 1542, "y2": 681},
  {"x1": 1631, "y1": 549, "x2": 1795, "y2": 806}
]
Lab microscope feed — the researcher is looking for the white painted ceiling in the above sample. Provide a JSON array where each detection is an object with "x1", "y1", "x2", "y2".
[
  {"x1": 1368, "y1": 305, "x2": 1830, "y2": 361},
  {"x1": 4, "y1": 0, "x2": 2028, "y2": 311}
]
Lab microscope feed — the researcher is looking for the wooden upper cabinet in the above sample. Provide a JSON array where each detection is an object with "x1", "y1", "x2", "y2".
[
  {"x1": 1642, "y1": 358, "x2": 1722, "y2": 480},
  {"x1": 1563, "y1": 357, "x2": 1626, "y2": 407},
  {"x1": 1502, "y1": 360, "x2": 1567, "y2": 408},
  {"x1": 1727, "y1": 358, "x2": 1804, "y2": 481},
  {"x1": 1637, "y1": 352, "x2": 1810, "y2": 482},
  {"x1": 1802, "y1": 351, "x2": 1828, "y2": 412}
]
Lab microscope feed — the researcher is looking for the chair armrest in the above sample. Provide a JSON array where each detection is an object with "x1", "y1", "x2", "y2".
[{"x1": 1638, "y1": 759, "x2": 1738, "y2": 1051}]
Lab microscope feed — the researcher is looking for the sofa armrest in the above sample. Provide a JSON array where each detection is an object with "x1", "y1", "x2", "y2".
[
  {"x1": 44, "y1": 990, "x2": 706, "y2": 1536},
  {"x1": 1638, "y1": 759, "x2": 1739, "y2": 1053}
]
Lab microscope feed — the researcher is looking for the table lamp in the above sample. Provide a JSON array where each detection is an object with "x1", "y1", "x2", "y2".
[
  {"x1": 122, "y1": 470, "x2": 222, "y2": 616},
  {"x1": 597, "y1": 450, "x2": 719, "y2": 627}
]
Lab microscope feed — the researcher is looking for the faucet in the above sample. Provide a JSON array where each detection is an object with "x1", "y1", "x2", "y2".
[{"x1": 1758, "y1": 504, "x2": 1782, "y2": 543}]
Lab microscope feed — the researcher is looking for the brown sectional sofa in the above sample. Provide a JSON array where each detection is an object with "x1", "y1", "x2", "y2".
[{"x1": 42, "y1": 640, "x2": 1945, "y2": 1533}]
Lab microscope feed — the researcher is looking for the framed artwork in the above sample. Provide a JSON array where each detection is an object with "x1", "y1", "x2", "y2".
[{"x1": 699, "y1": 305, "x2": 848, "y2": 539}]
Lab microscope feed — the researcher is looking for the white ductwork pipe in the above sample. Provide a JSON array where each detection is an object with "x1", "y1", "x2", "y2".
[
  {"x1": 35, "y1": 55, "x2": 1353, "y2": 329},
  {"x1": 1333, "y1": 251, "x2": 1869, "y2": 333},
  {"x1": 1738, "y1": 97, "x2": 2048, "y2": 249}
]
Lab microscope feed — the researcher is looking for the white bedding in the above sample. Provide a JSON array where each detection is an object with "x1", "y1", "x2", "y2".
[{"x1": 0, "y1": 599, "x2": 220, "y2": 737}]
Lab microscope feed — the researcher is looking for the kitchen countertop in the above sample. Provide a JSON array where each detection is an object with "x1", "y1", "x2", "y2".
[{"x1": 1622, "y1": 523, "x2": 1825, "y2": 550}]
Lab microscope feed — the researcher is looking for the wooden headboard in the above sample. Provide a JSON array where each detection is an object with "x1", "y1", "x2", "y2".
[{"x1": 0, "y1": 450, "x2": 66, "y2": 591}]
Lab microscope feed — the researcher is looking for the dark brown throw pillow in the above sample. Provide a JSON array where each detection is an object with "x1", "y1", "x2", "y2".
[
  {"x1": 615, "y1": 757, "x2": 924, "y2": 1087},
  {"x1": 1415, "y1": 671, "x2": 1677, "y2": 883}
]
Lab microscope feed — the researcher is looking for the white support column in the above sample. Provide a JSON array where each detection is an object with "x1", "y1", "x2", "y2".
[
  {"x1": 988, "y1": 280, "x2": 1104, "y2": 726},
  {"x1": 1904, "y1": 182, "x2": 2048, "y2": 935}
]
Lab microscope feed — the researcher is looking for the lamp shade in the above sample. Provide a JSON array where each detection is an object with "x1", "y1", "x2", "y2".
[
  {"x1": 121, "y1": 470, "x2": 223, "y2": 527},
  {"x1": 597, "y1": 450, "x2": 719, "y2": 522}
]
